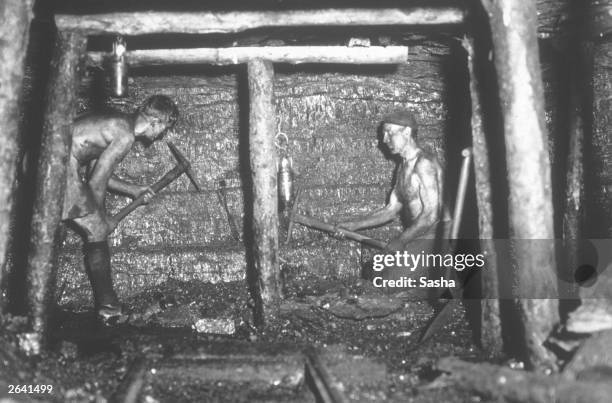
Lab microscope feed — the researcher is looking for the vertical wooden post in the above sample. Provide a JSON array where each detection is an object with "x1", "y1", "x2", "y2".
[
  {"x1": 562, "y1": 38, "x2": 592, "y2": 300},
  {"x1": 0, "y1": 0, "x2": 35, "y2": 310},
  {"x1": 585, "y1": 0, "x2": 612, "y2": 237},
  {"x1": 480, "y1": 0, "x2": 559, "y2": 369},
  {"x1": 247, "y1": 59, "x2": 280, "y2": 326},
  {"x1": 26, "y1": 31, "x2": 86, "y2": 350},
  {"x1": 462, "y1": 36, "x2": 503, "y2": 356}
]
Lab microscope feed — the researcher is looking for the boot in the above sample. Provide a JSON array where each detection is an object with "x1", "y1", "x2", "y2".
[{"x1": 84, "y1": 241, "x2": 124, "y2": 323}]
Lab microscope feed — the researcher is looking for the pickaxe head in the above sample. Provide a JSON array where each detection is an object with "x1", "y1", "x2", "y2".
[{"x1": 167, "y1": 141, "x2": 202, "y2": 192}]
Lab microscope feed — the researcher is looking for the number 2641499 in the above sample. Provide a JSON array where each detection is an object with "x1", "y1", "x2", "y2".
[{"x1": 8, "y1": 384, "x2": 53, "y2": 394}]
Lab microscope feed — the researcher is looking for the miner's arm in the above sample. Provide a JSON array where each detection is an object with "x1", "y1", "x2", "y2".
[
  {"x1": 89, "y1": 164, "x2": 153, "y2": 204},
  {"x1": 336, "y1": 190, "x2": 402, "y2": 231},
  {"x1": 109, "y1": 175, "x2": 147, "y2": 198},
  {"x1": 87, "y1": 136, "x2": 133, "y2": 205}
]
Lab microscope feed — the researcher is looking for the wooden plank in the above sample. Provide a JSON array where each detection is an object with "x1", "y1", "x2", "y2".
[
  {"x1": 25, "y1": 31, "x2": 86, "y2": 351},
  {"x1": 480, "y1": 0, "x2": 559, "y2": 369},
  {"x1": 86, "y1": 46, "x2": 409, "y2": 67},
  {"x1": 248, "y1": 59, "x2": 280, "y2": 327},
  {"x1": 0, "y1": 0, "x2": 35, "y2": 310},
  {"x1": 462, "y1": 36, "x2": 502, "y2": 356},
  {"x1": 55, "y1": 8, "x2": 466, "y2": 35}
]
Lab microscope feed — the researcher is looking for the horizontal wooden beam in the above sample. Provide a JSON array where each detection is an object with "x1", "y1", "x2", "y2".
[
  {"x1": 86, "y1": 46, "x2": 409, "y2": 67},
  {"x1": 56, "y1": 8, "x2": 466, "y2": 35}
]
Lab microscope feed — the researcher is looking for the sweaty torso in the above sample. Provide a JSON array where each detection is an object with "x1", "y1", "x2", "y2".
[
  {"x1": 71, "y1": 112, "x2": 133, "y2": 164},
  {"x1": 395, "y1": 152, "x2": 444, "y2": 222}
]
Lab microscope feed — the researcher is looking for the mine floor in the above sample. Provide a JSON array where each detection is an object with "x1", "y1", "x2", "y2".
[{"x1": 1, "y1": 276, "x2": 488, "y2": 402}]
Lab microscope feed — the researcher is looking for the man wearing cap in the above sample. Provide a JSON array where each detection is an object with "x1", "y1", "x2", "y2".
[{"x1": 335, "y1": 110, "x2": 450, "y2": 285}]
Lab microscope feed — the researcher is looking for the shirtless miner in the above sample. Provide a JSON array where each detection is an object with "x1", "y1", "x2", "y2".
[
  {"x1": 62, "y1": 95, "x2": 179, "y2": 322},
  {"x1": 335, "y1": 111, "x2": 451, "y2": 291}
]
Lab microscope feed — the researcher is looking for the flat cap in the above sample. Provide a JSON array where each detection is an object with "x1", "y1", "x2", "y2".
[{"x1": 382, "y1": 110, "x2": 418, "y2": 130}]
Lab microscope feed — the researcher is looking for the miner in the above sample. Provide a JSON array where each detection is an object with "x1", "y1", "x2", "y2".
[
  {"x1": 335, "y1": 110, "x2": 450, "y2": 285},
  {"x1": 63, "y1": 95, "x2": 179, "y2": 322}
]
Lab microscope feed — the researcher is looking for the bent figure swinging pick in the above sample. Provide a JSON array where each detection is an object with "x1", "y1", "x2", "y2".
[
  {"x1": 335, "y1": 110, "x2": 451, "y2": 291},
  {"x1": 62, "y1": 95, "x2": 179, "y2": 323}
]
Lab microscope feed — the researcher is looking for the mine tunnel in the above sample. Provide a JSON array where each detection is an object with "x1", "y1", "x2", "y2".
[{"x1": 1, "y1": 0, "x2": 612, "y2": 402}]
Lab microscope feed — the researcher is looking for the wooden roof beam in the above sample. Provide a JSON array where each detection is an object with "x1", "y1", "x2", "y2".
[
  {"x1": 56, "y1": 8, "x2": 466, "y2": 36},
  {"x1": 86, "y1": 46, "x2": 409, "y2": 67}
]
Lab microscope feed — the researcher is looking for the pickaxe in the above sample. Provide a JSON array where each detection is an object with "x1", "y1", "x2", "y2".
[
  {"x1": 112, "y1": 141, "x2": 201, "y2": 222},
  {"x1": 285, "y1": 187, "x2": 386, "y2": 249}
]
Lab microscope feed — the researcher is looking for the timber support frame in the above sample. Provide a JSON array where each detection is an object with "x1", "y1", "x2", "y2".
[
  {"x1": 20, "y1": 3, "x2": 563, "y2": 364},
  {"x1": 25, "y1": 5, "x2": 463, "y2": 336}
]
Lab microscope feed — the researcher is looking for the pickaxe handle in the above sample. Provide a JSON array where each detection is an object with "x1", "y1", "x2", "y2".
[
  {"x1": 112, "y1": 164, "x2": 185, "y2": 223},
  {"x1": 217, "y1": 180, "x2": 241, "y2": 241},
  {"x1": 293, "y1": 213, "x2": 387, "y2": 250},
  {"x1": 450, "y1": 148, "x2": 472, "y2": 241}
]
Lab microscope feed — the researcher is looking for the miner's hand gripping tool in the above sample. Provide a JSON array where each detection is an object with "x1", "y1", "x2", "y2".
[{"x1": 112, "y1": 141, "x2": 201, "y2": 223}]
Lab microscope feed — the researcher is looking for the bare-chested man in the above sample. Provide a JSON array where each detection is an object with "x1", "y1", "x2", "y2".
[
  {"x1": 336, "y1": 111, "x2": 450, "y2": 285},
  {"x1": 63, "y1": 95, "x2": 178, "y2": 321}
]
